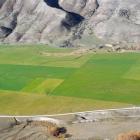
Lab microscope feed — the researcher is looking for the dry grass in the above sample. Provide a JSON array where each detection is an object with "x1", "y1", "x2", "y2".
[
  {"x1": 0, "y1": 90, "x2": 131, "y2": 115},
  {"x1": 116, "y1": 131, "x2": 140, "y2": 140}
]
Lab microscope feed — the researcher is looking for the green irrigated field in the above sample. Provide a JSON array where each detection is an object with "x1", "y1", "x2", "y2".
[
  {"x1": 53, "y1": 53, "x2": 140, "y2": 105},
  {"x1": 0, "y1": 45, "x2": 139, "y2": 115},
  {"x1": 0, "y1": 64, "x2": 74, "y2": 91}
]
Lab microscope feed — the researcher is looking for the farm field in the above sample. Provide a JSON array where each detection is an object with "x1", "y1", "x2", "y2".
[{"x1": 0, "y1": 45, "x2": 139, "y2": 115}]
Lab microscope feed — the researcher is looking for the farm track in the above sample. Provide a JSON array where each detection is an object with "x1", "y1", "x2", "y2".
[{"x1": 0, "y1": 107, "x2": 140, "y2": 140}]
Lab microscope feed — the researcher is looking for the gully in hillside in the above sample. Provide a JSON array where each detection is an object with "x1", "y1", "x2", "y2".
[{"x1": 44, "y1": 0, "x2": 84, "y2": 29}]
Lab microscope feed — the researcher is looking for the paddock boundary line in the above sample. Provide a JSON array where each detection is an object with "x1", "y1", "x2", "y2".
[{"x1": 0, "y1": 106, "x2": 139, "y2": 118}]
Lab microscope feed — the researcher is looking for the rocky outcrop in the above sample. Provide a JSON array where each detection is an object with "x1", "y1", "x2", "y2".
[
  {"x1": 0, "y1": 0, "x2": 140, "y2": 47},
  {"x1": 59, "y1": 0, "x2": 98, "y2": 18},
  {"x1": 90, "y1": 0, "x2": 140, "y2": 44}
]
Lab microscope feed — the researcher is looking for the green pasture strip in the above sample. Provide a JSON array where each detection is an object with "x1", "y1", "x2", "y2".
[
  {"x1": 23, "y1": 78, "x2": 64, "y2": 94},
  {"x1": 0, "y1": 64, "x2": 75, "y2": 91},
  {"x1": 21, "y1": 77, "x2": 45, "y2": 92},
  {"x1": 42, "y1": 54, "x2": 93, "y2": 68},
  {"x1": 0, "y1": 45, "x2": 91, "y2": 68},
  {"x1": 0, "y1": 44, "x2": 75, "y2": 53},
  {"x1": 53, "y1": 53, "x2": 140, "y2": 105},
  {"x1": 0, "y1": 90, "x2": 130, "y2": 115},
  {"x1": 123, "y1": 58, "x2": 140, "y2": 80}
]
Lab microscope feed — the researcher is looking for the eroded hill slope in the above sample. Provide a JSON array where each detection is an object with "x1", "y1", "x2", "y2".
[{"x1": 0, "y1": 0, "x2": 140, "y2": 47}]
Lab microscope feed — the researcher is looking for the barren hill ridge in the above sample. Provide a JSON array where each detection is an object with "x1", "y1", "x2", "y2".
[{"x1": 0, "y1": 0, "x2": 140, "y2": 47}]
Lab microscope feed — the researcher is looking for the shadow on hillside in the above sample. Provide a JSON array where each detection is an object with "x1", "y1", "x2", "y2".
[{"x1": 44, "y1": 0, "x2": 84, "y2": 29}]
